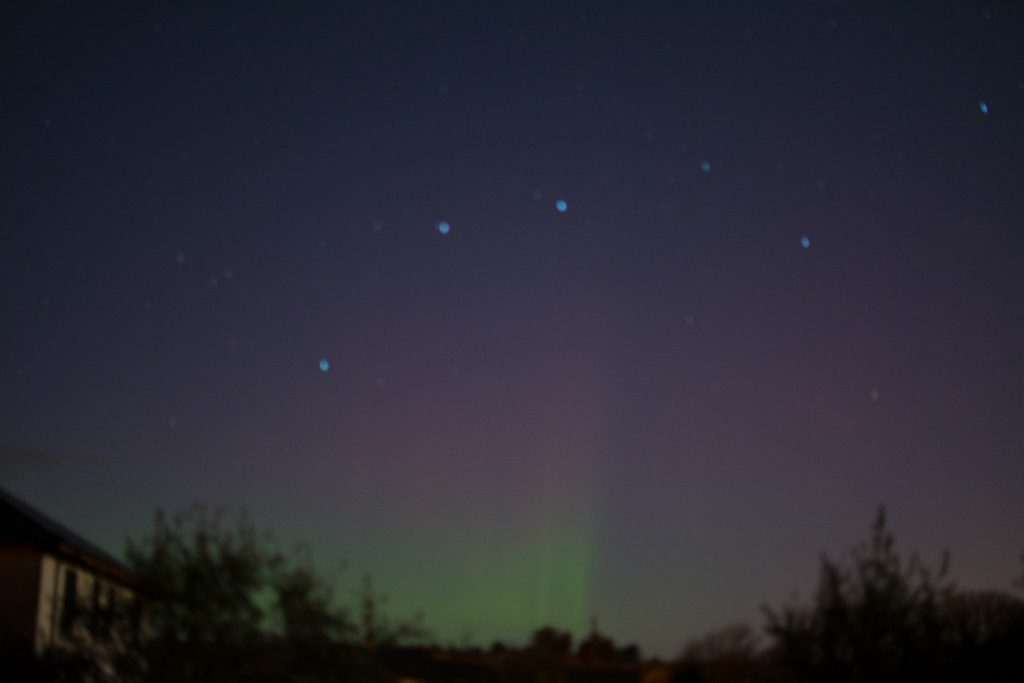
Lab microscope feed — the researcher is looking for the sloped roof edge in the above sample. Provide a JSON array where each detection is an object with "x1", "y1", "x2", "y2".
[{"x1": 0, "y1": 487, "x2": 139, "y2": 586}]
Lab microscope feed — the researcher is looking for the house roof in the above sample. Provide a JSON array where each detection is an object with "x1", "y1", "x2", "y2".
[{"x1": 0, "y1": 487, "x2": 139, "y2": 586}]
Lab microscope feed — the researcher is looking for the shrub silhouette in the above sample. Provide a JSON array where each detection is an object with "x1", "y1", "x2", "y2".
[{"x1": 122, "y1": 506, "x2": 365, "y2": 682}]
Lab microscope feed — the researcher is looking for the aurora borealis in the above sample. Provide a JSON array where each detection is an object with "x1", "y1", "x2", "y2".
[{"x1": 2, "y1": 1, "x2": 1023, "y2": 657}]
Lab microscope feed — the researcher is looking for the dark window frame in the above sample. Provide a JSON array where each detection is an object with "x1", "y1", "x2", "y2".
[{"x1": 59, "y1": 568, "x2": 78, "y2": 637}]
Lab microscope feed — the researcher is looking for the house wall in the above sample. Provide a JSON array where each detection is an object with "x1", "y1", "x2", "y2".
[
  {"x1": 35, "y1": 552, "x2": 60, "y2": 653},
  {"x1": 0, "y1": 545, "x2": 42, "y2": 651},
  {"x1": 35, "y1": 553, "x2": 138, "y2": 656}
]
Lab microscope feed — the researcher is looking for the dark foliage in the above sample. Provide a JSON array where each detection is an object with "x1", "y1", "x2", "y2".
[
  {"x1": 674, "y1": 623, "x2": 762, "y2": 683},
  {"x1": 762, "y1": 507, "x2": 1024, "y2": 683},
  {"x1": 120, "y1": 506, "x2": 392, "y2": 682}
]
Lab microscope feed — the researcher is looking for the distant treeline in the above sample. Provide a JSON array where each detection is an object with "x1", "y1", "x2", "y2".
[{"x1": 8, "y1": 506, "x2": 1023, "y2": 683}]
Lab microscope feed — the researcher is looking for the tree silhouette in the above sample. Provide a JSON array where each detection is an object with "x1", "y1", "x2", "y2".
[
  {"x1": 679, "y1": 623, "x2": 760, "y2": 663},
  {"x1": 577, "y1": 628, "x2": 615, "y2": 664},
  {"x1": 122, "y1": 505, "x2": 356, "y2": 682},
  {"x1": 762, "y1": 507, "x2": 1024, "y2": 683},
  {"x1": 354, "y1": 574, "x2": 428, "y2": 650},
  {"x1": 675, "y1": 623, "x2": 761, "y2": 683},
  {"x1": 528, "y1": 625, "x2": 573, "y2": 660}
]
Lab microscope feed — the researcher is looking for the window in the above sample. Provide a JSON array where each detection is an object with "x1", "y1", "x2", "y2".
[
  {"x1": 60, "y1": 569, "x2": 78, "y2": 637},
  {"x1": 130, "y1": 597, "x2": 142, "y2": 642},
  {"x1": 88, "y1": 579, "x2": 117, "y2": 638},
  {"x1": 105, "y1": 587, "x2": 117, "y2": 637},
  {"x1": 91, "y1": 580, "x2": 101, "y2": 632}
]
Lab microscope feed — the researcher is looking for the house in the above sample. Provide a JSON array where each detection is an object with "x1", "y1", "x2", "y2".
[{"x1": 0, "y1": 487, "x2": 141, "y2": 662}]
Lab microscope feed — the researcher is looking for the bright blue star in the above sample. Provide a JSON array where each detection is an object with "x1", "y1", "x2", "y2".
[
  {"x1": 318, "y1": 358, "x2": 330, "y2": 372},
  {"x1": 979, "y1": 100, "x2": 989, "y2": 115},
  {"x1": 700, "y1": 160, "x2": 712, "y2": 173},
  {"x1": 800, "y1": 235, "x2": 811, "y2": 249},
  {"x1": 436, "y1": 221, "x2": 450, "y2": 235},
  {"x1": 555, "y1": 199, "x2": 568, "y2": 213}
]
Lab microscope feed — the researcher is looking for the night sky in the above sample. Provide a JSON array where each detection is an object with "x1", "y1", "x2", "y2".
[{"x1": 3, "y1": 1, "x2": 1023, "y2": 657}]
